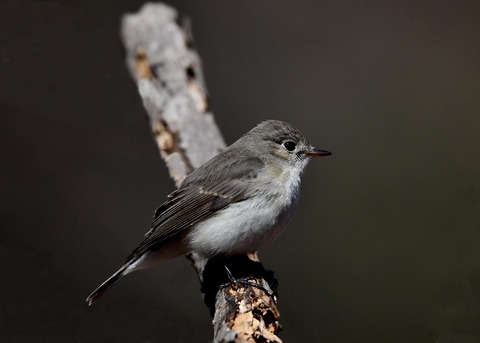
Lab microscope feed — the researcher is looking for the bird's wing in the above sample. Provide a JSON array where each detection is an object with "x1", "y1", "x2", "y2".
[{"x1": 126, "y1": 156, "x2": 265, "y2": 261}]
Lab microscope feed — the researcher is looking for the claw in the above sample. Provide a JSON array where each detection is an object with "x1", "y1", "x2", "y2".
[{"x1": 223, "y1": 265, "x2": 274, "y2": 296}]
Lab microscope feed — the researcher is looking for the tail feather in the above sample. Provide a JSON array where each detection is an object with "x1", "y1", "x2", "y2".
[
  {"x1": 86, "y1": 264, "x2": 129, "y2": 306},
  {"x1": 86, "y1": 240, "x2": 183, "y2": 305}
]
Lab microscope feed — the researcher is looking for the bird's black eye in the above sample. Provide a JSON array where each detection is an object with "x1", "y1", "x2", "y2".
[{"x1": 283, "y1": 141, "x2": 296, "y2": 152}]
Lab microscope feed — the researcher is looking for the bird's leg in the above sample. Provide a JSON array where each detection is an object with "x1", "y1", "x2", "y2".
[{"x1": 222, "y1": 265, "x2": 274, "y2": 296}]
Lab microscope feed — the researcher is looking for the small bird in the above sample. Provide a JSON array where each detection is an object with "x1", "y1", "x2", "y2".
[{"x1": 86, "y1": 120, "x2": 331, "y2": 305}]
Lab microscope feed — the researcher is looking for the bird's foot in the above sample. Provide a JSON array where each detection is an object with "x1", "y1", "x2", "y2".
[{"x1": 222, "y1": 265, "x2": 274, "y2": 296}]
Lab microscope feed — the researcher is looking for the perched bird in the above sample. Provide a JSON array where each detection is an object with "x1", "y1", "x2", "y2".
[{"x1": 86, "y1": 120, "x2": 331, "y2": 305}]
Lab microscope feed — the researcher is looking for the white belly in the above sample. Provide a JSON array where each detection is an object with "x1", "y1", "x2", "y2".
[{"x1": 187, "y1": 170, "x2": 302, "y2": 257}]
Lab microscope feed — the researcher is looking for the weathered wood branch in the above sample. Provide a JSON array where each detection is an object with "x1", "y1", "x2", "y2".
[{"x1": 120, "y1": 3, "x2": 282, "y2": 342}]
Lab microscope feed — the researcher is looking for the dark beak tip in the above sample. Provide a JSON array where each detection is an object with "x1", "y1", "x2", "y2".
[{"x1": 308, "y1": 148, "x2": 332, "y2": 157}]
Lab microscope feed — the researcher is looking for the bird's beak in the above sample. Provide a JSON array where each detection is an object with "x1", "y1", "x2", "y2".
[{"x1": 307, "y1": 146, "x2": 332, "y2": 157}]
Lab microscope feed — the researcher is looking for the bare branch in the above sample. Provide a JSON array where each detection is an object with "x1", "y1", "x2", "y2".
[{"x1": 121, "y1": 3, "x2": 282, "y2": 342}]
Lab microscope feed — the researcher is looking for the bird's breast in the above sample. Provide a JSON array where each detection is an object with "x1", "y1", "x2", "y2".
[{"x1": 187, "y1": 167, "x2": 303, "y2": 257}]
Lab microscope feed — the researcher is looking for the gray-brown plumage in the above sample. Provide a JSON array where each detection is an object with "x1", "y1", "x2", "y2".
[{"x1": 86, "y1": 120, "x2": 330, "y2": 305}]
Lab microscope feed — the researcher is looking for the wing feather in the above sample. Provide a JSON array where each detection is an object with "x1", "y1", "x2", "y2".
[{"x1": 126, "y1": 156, "x2": 265, "y2": 262}]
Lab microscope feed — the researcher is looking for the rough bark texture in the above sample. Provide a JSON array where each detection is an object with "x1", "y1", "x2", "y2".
[{"x1": 120, "y1": 3, "x2": 282, "y2": 342}]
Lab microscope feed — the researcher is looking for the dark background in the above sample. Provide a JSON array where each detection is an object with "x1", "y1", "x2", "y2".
[{"x1": 2, "y1": 0, "x2": 480, "y2": 342}]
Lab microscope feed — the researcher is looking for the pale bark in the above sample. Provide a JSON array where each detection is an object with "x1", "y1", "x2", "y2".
[{"x1": 120, "y1": 3, "x2": 282, "y2": 342}]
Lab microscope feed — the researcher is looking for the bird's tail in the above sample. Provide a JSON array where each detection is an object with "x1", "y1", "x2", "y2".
[{"x1": 86, "y1": 263, "x2": 130, "y2": 306}]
